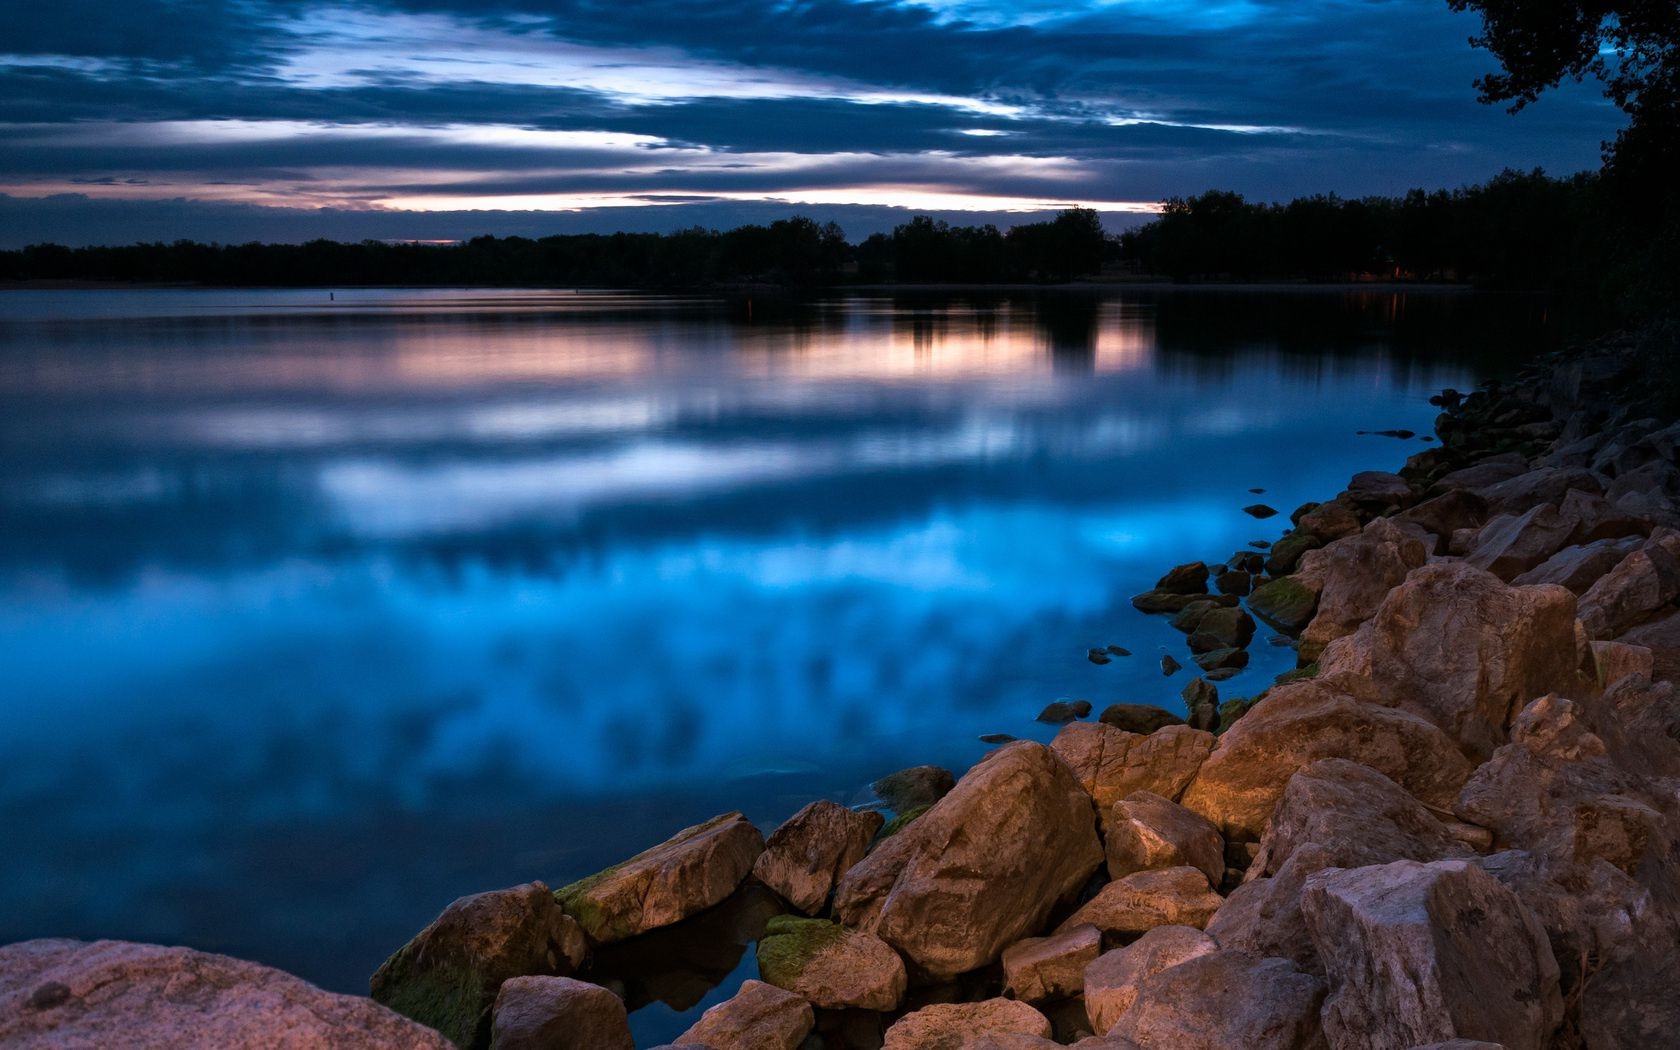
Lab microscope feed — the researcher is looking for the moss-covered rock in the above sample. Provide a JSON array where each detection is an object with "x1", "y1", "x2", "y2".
[
  {"x1": 755, "y1": 915, "x2": 908, "y2": 1010},
  {"x1": 1265, "y1": 532, "x2": 1326, "y2": 576},
  {"x1": 876, "y1": 805, "x2": 930, "y2": 842},
  {"x1": 1273, "y1": 662, "x2": 1320, "y2": 687},
  {"x1": 1248, "y1": 576, "x2": 1320, "y2": 634},
  {"x1": 1216, "y1": 696, "x2": 1258, "y2": 734}
]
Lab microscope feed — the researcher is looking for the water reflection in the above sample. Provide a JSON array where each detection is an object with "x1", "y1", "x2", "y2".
[{"x1": 0, "y1": 287, "x2": 1556, "y2": 1044}]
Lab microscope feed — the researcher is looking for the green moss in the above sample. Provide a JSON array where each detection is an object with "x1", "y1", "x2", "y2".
[
  {"x1": 1273, "y1": 661, "x2": 1320, "y2": 687},
  {"x1": 1248, "y1": 576, "x2": 1319, "y2": 633},
  {"x1": 756, "y1": 917, "x2": 846, "y2": 988},
  {"x1": 554, "y1": 811, "x2": 744, "y2": 940},
  {"x1": 370, "y1": 951, "x2": 491, "y2": 1049},
  {"x1": 1216, "y1": 696, "x2": 1258, "y2": 734},
  {"x1": 876, "y1": 805, "x2": 930, "y2": 842}
]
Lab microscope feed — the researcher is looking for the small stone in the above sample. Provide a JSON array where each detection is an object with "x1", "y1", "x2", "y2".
[
  {"x1": 1037, "y1": 700, "x2": 1093, "y2": 724},
  {"x1": 1055, "y1": 866, "x2": 1222, "y2": 942},
  {"x1": 1087, "y1": 649, "x2": 1113, "y2": 665},
  {"x1": 1154, "y1": 561, "x2": 1210, "y2": 595},
  {"x1": 979, "y1": 733, "x2": 1016, "y2": 744},
  {"x1": 1105, "y1": 645, "x2": 1132, "y2": 656},
  {"x1": 1244, "y1": 504, "x2": 1279, "y2": 518},
  {"x1": 1249, "y1": 487, "x2": 1266, "y2": 494},
  {"x1": 1193, "y1": 647, "x2": 1248, "y2": 672},
  {"x1": 1205, "y1": 668, "x2": 1240, "y2": 682},
  {"x1": 1161, "y1": 655, "x2": 1182, "y2": 676},
  {"x1": 1082, "y1": 925, "x2": 1218, "y2": 1034}
]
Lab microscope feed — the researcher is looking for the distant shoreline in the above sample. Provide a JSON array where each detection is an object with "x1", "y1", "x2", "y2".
[{"x1": 0, "y1": 278, "x2": 1485, "y2": 294}]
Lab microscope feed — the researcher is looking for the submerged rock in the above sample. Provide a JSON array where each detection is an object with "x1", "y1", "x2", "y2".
[
  {"x1": 673, "y1": 979, "x2": 813, "y2": 1050},
  {"x1": 554, "y1": 812, "x2": 764, "y2": 945},
  {"x1": 1192, "y1": 647, "x2": 1248, "y2": 672},
  {"x1": 834, "y1": 742, "x2": 1103, "y2": 980},
  {"x1": 488, "y1": 976, "x2": 632, "y2": 1050},
  {"x1": 0, "y1": 939, "x2": 454, "y2": 1050},
  {"x1": 370, "y1": 881, "x2": 588, "y2": 1049},
  {"x1": 754, "y1": 916, "x2": 905, "y2": 1011},
  {"x1": 752, "y1": 801, "x2": 882, "y2": 915}
]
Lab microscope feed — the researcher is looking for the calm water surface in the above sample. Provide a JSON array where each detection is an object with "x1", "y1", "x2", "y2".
[{"x1": 0, "y1": 287, "x2": 1555, "y2": 1042}]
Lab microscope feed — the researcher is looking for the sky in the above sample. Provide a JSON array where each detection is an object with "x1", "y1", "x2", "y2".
[{"x1": 0, "y1": 0, "x2": 1622, "y2": 245}]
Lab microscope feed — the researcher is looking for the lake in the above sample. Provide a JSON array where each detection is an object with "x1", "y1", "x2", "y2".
[{"x1": 0, "y1": 286, "x2": 1557, "y2": 1043}]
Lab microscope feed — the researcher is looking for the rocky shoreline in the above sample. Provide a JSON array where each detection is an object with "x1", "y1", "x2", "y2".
[{"x1": 6, "y1": 335, "x2": 1680, "y2": 1049}]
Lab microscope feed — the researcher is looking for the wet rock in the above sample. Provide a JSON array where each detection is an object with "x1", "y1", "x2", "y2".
[
  {"x1": 873, "y1": 766, "x2": 956, "y2": 813},
  {"x1": 979, "y1": 733, "x2": 1016, "y2": 744},
  {"x1": 1266, "y1": 533, "x2": 1326, "y2": 576},
  {"x1": 752, "y1": 801, "x2": 883, "y2": 915},
  {"x1": 1087, "y1": 649, "x2": 1112, "y2": 665},
  {"x1": 1131, "y1": 590, "x2": 1239, "y2": 613},
  {"x1": 883, "y1": 998, "x2": 1051, "y2": 1050},
  {"x1": 1154, "y1": 562, "x2": 1210, "y2": 595},
  {"x1": 1105, "y1": 950, "x2": 1327, "y2": 1050},
  {"x1": 1511, "y1": 536, "x2": 1643, "y2": 593},
  {"x1": 1106, "y1": 791, "x2": 1224, "y2": 886},
  {"x1": 1297, "y1": 518, "x2": 1429, "y2": 656},
  {"x1": 1106, "y1": 645, "x2": 1132, "y2": 656},
  {"x1": 1205, "y1": 667, "x2": 1241, "y2": 682},
  {"x1": 0, "y1": 939, "x2": 454, "y2": 1050},
  {"x1": 834, "y1": 742, "x2": 1103, "y2": 980},
  {"x1": 674, "y1": 979, "x2": 813, "y2": 1050},
  {"x1": 488, "y1": 976, "x2": 632, "y2": 1050},
  {"x1": 1169, "y1": 600, "x2": 1218, "y2": 633},
  {"x1": 1192, "y1": 647, "x2": 1248, "y2": 672},
  {"x1": 1187, "y1": 606, "x2": 1256, "y2": 653},
  {"x1": 1002, "y1": 924, "x2": 1102, "y2": 1004},
  {"x1": 1302, "y1": 859, "x2": 1561, "y2": 1050},
  {"x1": 1179, "y1": 677, "x2": 1475, "y2": 840},
  {"x1": 1049, "y1": 722, "x2": 1217, "y2": 818},
  {"x1": 1160, "y1": 654, "x2": 1182, "y2": 676},
  {"x1": 1037, "y1": 700, "x2": 1092, "y2": 724},
  {"x1": 555, "y1": 813, "x2": 764, "y2": 945},
  {"x1": 1577, "y1": 531, "x2": 1680, "y2": 639},
  {"x1": 1081, "y1": 926, "x2": 1218, "y2": 1034},
  {"x1": 1054, "y1": 866, "x2": 1222, "y2": 942},
  {"x1": 1244, "y1": 504, "x2": 1279, "y2": 519},
  {"x1": 1097, "y1": 703, "x2": 1183, "y2": 734},
  {"x1": 1215, "y1": 568, "x2": 1252, "y2": 595},
  {"x1": 371, "y1": 881, "x2": 588, "y2": 1048},
  {"x1": 1318, "y1": 562, "x2": 1580, "y2": 760},
  {"x1": 1181, "y1": 678, "x2": 1218, "y2": 732},
  {"x1": 755, "y1": 916, "x2": 906, "y2": 1011},
  {"x1": 1249, "y1": 576, "x2": 1320, "y2": 633}
]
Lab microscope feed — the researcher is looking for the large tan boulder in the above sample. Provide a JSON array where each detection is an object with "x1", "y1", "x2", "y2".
[
  {"x1": 0, "y1": 939, "x2": 454, "y2": 1050},
  {"x1": 1577, "y1": 531, "x2": 1680, "y2": 639},
  {"x1": 1001, "y1": 924, "x2": 1101, "y2": 1003},
  {"x1": 834, "y1": 741, "x2": 1103, "y2": 980},
  {"x1": 752, "y1": 800, "x2": 882, "y2": 915},
  {"x1": 1105, "y1": 950, "x2": 1327, "y2": 1050},
  {"x1": 1049, "y1": 722, "x2": 1215, "y2": 825},
  {"x1": 754, "y1": 916, "x2": 905, "y2": 1011},
  {"x1": 1106, "y1": 791, "x2": 1224, "y2": 886},
  {"x1": 1302, "y1": 859, "x2": 1562, "y2": 1050},
  {"x1": 1054, "y1": 866, "x2": 1221, "y2": 942},
  {"x1": 1297, "y1": 518, "x2": 1429, "y2": 656},
  {"x1": 883, "y1": 998, "x2": 1051, "y2": 1050},
  {"x1": 1178, "y1": 677, "x2": 1475, "y2": 840},
  {"x1": 673, "y1": 979, "x2": 813, "y2": 1050},
  {"x1": 1081, "y1": 925, "x2": 1218, "y2": 1034},
  {"x1": 555, "y1": 812, "x2": 764, "y2": 944},
  {"x1": 370, "y1": 881, "x2": 588, "y2": 1048},
  {"x1": 1317, "y1": 562, "x2": 1580, "y2": 760},
  {"x1": 488, "y1": 976, "x2": 632, "y2": 1050}
]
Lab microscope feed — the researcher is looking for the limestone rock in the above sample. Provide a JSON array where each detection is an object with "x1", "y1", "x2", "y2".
[
  {"x1": 873, "y1": 766, "x2": 957, "y2": 812},
  {"x1": 1049, "y1": 723, "x2": 1215, "y2": 818},
  {"x1": 1106, "y1": 791, "x2": 1224, "y2": 886},
  {"x1": 1081, "y1": 925, "x2": 1217, "y2": 1034},
  {"x1": 370, "y1": 881, "x2": 588, "y2": 1048},
  {"x1": 1317, "y1": 562, "x2": 1579, "y2": 760},
  {"x1": 1302, "y1": 859, "x2": 1561, "y2": 1050},
  {"x1": 0, "y1": 939, "x2": 454, "y2": 1050},
  {"x1": 1055, "y1": 866, "x2": 1222, "y2": 942},
  {"x1": 1105, "y1": 950, "x2": 1327, "y2": 1050},
  {"x1": 1001, "y1": 924, "x2": 1101, "y2": 1004},
  {"x1": 754, "y1": 916, "x2": 905, "y2": 1011},
  {"x1": 488, "y1": 976, "x2": 632, "y2": 1050},
  {"x1": 1178, "y1": 677, "x2": 1475, "y2": 840},
  {"x1": 883, "y1": 998, "x2": 1051, "y2": 1050},
  {"x1": 834, "y1": 741, "x2": 1104, "y2": 980},
  {"x1": 752, "y1": 801, "x2": 882, "y2": 915},
  {"x1": 674, "y1": 980, "x2": 812, "y2": 1050},
  {"x1": 555, "y1": 812, "x2": 764, "y2": 944}
]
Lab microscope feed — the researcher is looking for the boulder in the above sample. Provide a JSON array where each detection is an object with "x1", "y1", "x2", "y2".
[
  {"x1": 1105, "y1": 950, "x2": 1327, "y2": 1050},
  {"x1": 1186, "y1": 606, "x2": 1256, "y2": 653},
  {"x1": 1393, "y1": 489, "x2": 1489, "y2": 542},
  {"x1": 1037, "y1": 700, "x2": 1092, "y2": 724},
  {"x1": 555, "y1": 812, "x2": 764, "y2": 944},
  {"x1": 1193, "y1": 647, "x2": 1248, "y2": 672},
  {"x1": 883, "y1": 999, "x2": 1051, "y2": 1050},
  {"x1": 1267, "y1": 532, "x2": 1327, "y2": 576},
  {"x1": 370, "y1": 881, "x2": 589, "y2": 1049},
  {"x1": 1298, "y1": 499, "x2": 1363, "y2": 541},
  {"x1": 0, "y1": 939, "x2": 454, "y2": 1050},
  {"x1": 1154, "y1": 561, "x2": 1210, "y2": 595},
  {"x1": 1002, "y1": 924, "x2": 1102, "y2": 1003},
  {"x1": 1206, "y1": 846, "x2": 1338, "y2": 972},
  {"x1": 1106, "y1": 791, "x2": 1224, "y2": 886},
  {"x1": 1054, "y1": 866, "x2": 1222, "y2": 942},
  {"x1": 1049, "y1": 723, "x2": 1215, "y2": 817},
  {"x1": 1132, "y1": 590, "x2": 1238, "y2": 613},
  {"x1": 1248, "y1": 576, "x2": 1320, "y2": 633},
  {"x1": 1081, "y1": 925, "x2": 1218, "y2": 1034},
  {"x1": 834, "y1": 742, "x2": 1104, "y2": 980},
  {"x1": 1181, "y1": 678, "x2": 1219, "y2": 733},
  {"x1": 1432, "y1": 452, "x2": 1529, "y2": 492},
  {"x1": 1474, "y1": 467, "x2": 1604, "y2": 517},
  {"x1": 1592, "y1": 640, "x2": 1654, "y2": 688},
  {"x1": 1317, "y1": 562, "x2": 1579, "y2": 760},
  {"x1": 1097, "y1": 703, "x2": 1183, "y2": 734},
  {"x1": 1302, "y1": 859, "x2": 1562, "y2": 1050},
  {"x1": 673, "y1": 979, "x2": 813, "y2": 1050},
  {"x1": 752, "y1": 801, "x2": 883, "y2": 915},
  {"x1": 1297, "y1": 518, "x2": 1429, "y2": 656},
  {"x1": 488, "y1": 977, "x2": 632, "y2": 1050},
  {"x1": 1179, "y1": 677, "x2": 1475, "y2": 840},
  {"x1": 1577, "y1": 532, "x2": 1680, "y2": 639},
  {"x1": 1617, "y1": 609, "x2": 1680, "y2": 682},
  {"x1": 1215, "y1": 569, "x2": 1252, "y2": 596},
  {"x1": 1464, "y1": 504, "x2": 1582, "y2": 580},
  {"x1": 873, "y1": 766, "x2": 957, "y2": 813},
  {"x1": 1510, "y1": 536, "x2": 1643, "y2": 593},
  {"x1": 754, "y1": 916, "x2": 905, "y2": 1011},
  {"x1": 1345, "y1": 470, "x2": 1413, "y2": 508}
]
